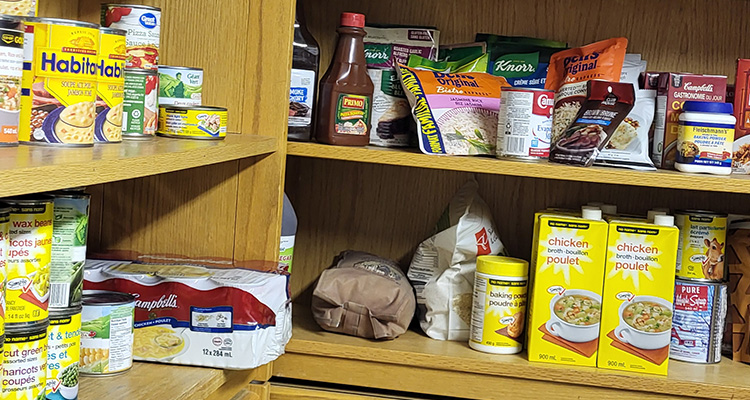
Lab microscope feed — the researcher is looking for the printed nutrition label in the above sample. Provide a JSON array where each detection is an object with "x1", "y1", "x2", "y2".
[{"x1": 109, "y1": 305, "x2": 134, "y2": 372}]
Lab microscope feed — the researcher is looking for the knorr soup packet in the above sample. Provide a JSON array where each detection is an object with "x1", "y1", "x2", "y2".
[
  {"x1": 476, "y1": 34, "x2": 567, "y2": 89},
  {"x1": 398, "y1": 64, "x2": 510, "y2": 155}
]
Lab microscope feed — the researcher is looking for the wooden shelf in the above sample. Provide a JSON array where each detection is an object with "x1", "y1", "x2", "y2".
[
  {"x1": 275, "y1": 307, "x2": 750, "y2": 400},
  {"x1": 287, "y1": 142, "x2": 750, "y2": 195},
  {"x1": 0, "y1": 134, "x2": 278, "y2": 197}
]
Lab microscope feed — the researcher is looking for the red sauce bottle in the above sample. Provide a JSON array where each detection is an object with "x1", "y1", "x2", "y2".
[{"x1": 315, "y1": 12, "x2": 374, "y2": 146}]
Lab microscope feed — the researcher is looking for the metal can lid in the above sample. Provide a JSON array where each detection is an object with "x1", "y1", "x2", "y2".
[
  {"x1": 160, "y1": 105, "x2": 227, "y2": 112},
  {"x1": 3, "y1": 194, "x2": 54, "y2": 206},
  {"x1": 476, "y1": 255, "x2": 528, "y2": 278},
  {"x1": 675, "y1": 209, "x2": 728, "y2": 218},
  {"x1": 49, "y1": 305, "x2": 83, "y2": 319},
  {"x1": 100, "y1": 27, "x2": 126, "y2": 36},
  {"x1": 83, "y1": 290, "x2": 135, "y2": 306},
  {"x1": 34, "y1": 17, "x2": 100, "y2": 30},
  {"x1": 675, "y1": 278, "x2": 726, "y2": 287},
  {"x1": 124, "y1": 68, "x2": 158, "y2": 76},
  {"x1": 158, "y1": 65, "x2": 204, "y2": 72},
  {"x1": 0, "y1": 15, "x2": 22, "y2": 30},
  {"x1": 102, "y1": 3, "x2": 162, "y2": 12},
  {"x1": 49, "y1": 191, "x2": 91, "y2": 200},
  {"x1": 5, "y1": 321, "x2": 50, "y2": 336}
]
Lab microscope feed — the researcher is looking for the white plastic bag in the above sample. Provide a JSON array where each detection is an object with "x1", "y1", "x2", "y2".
[{"x1": 407, "y1": 180, "x2": 504, "y2": 341}]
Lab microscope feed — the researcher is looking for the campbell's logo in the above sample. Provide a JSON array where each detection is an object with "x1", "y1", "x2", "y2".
[
  {"x1": 140, "y1": 13, "x2": 158, "y2": 29},
  {"x1": 683, "y1": 82, "x2": 714, "y2": 92},
  {"x1": 537, "y1": 92, "x2": 553, "y2": 108},
  {"x1": 342, "y1": 96, "x2": 365, "y2": 109},
  {"x1": 134, "y1": 293, "x2": 178, "y2": 311},
  {"x1": 1, "y1": 33, "x2": 21, "y2": 45}
]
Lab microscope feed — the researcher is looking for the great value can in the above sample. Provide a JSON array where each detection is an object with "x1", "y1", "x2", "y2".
[
  {"x1": 497, "y1": 88, "x2": 554, "y2": 160},
  {"x1": 675, "y1": 210, "x2": 728, "y2": 282},
  {"x1": 0, "y1": 205, "x2": 10, "y2": 338},
  {"x1": 157, "y1": 105, "x2": 227, "y2": 140},
  {"x1": 158, "y1": 66, "x2": 203, "y2": 106},
  {"x1": 5, "y1": 196, "x2": 53, "y2": 327},
  {"x1": 101, "y1": 4, "x2": 160, "y2": 71},
  {"x1": 122, "y1": 69, "x2": 157, "y2": 139},
  {"x1": 2, "y1": 322, "x2": 49, "y2": 400},
  {"x1": 49, "y1": 193, "x2": 89, "y2": 309},
  {"x1": 80, "y1": 290, "x2": 135, "y2": 375},
  {"x1": 46, "y1": 306, "x2": 81, "y2": 400},
  {"x1": 0, "y1": 17, "x2": 23, "y2": 146},
  {"x1": 95, "y1": 27, "x2": 126, "y2": 144},
  {"x1": 0, "y1": 0, "x2": 36, "y2": 17},
  {"x1": 20, "y1": 18, "x2": 99, "y2": 147},
  {"x1": 671, "y1": 279, "x2": 727, "y2": 363}
]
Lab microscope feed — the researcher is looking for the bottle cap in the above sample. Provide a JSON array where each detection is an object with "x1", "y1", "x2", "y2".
[
  {"x1": 581, "y1": 207, "x2": 602, "y2": 221},
  {"x1": 340, "y1": 12, "x2": 365, "y2": 28},
  {"x1": 476, "y1": 256, "x2": 528, "y2": 278},
  {"x1": 647, "y1": 210, "x2": 667, "y2": 221},
  {"x1": 654, "y1": 214, "x2": 675, "y2": 227},
  {"x1": 601, "y1": 204, "x2": 617, "y2": 214},
  {"x1": 683, "y1": 101, "x2": 733, "y2": 114}
]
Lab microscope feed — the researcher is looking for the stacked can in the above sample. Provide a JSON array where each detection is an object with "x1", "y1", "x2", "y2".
[
  {"x1": 670, "y1": 210, "x2": 729, "y2": 364},
  {"x1": 95, "y1": 27, "x2": 126, "y2": 144},
  {"x1": 101, "y1": 4, "x2": 162, "y2": 140}
]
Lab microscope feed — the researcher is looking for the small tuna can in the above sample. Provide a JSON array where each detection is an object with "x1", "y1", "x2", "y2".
[
  {"x1": 469, "y1": 256, "x2": 528, "y2": 354},
  {"x1": 158, "y1": 66, "x2": 203, "y2": 106},
  {"x1": 2, "y1": 322, "x2": 49, "y2": 400},
  {"x1": 49, "y1": 192, "x2": 90, "y2": 309},
  {"x1": 101, "y1": 4, "x2": 161, "y2": 71},
  {"x1": 497, "y1": 88, "x2": 554, "y2": 160},
  {"x1": 46, "y1": 306, "x2": 82, "y2": 400},
  {"x1": 671, "y1": 279, "x2": 727, "y2": 363},
  {"x1": 122, "y1": 68, "x2": 158, "y2": 139},
  {"x1": 675, "y1": 210, "x2": 728, "y2": 282},
  {"x1": 80, "y1": 290, "x2": 135, "y2": 376},
  {"x1": 157, "y1": 105, "x2": 227, "y2": 140},
  {"x1": 95, "y1": 27, "x2": 126, "y2": 144}
]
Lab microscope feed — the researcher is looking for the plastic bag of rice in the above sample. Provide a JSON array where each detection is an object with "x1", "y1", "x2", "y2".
[
  {"x1": 407, "y1": 180, "x2": 505, "y2": 341},
  {"x1": 398, "y1": 64, "x2": 510, "y2": 155},
  {"x1": 594, "y1": 89, "x2": 657, "y2": 170},
  {"x1": 545, "y1": 38, "x2": 628, "y2": 144}
]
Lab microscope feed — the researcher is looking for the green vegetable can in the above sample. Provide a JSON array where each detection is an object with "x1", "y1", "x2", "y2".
[
  {"x1": 46, "y1": 306, "x2": 81, "y2": 400},
  {"x1": 80, "y1": 290, "x2": 135, "y2": 376},
  {"x1": 2, "y1": 322, "x2": 49, "y2": 400},
  {"x1": 49, "y1": 193, "x2": 90, "y2": 309}
]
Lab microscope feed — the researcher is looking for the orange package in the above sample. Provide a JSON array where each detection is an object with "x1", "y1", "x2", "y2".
[{"x1": 545, "y1": 38, "x2": 628, "y2": 144}]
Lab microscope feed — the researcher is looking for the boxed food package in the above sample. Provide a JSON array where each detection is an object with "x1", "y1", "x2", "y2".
[
  {"x1": 527, "y1": 209, "x2": 609, "y2": 367},
  {"x1": 651, "y1": 73, "x2": 727, "y2": 169},
  {"x1": 597, "y1": 217, "x2": 679, "y2": 375},
  {"x1": 727, "y1": 217, "x2": 750, "y2": 363},
  {"x1": 733, "y1": 60, "x2": 750, "y2": 173},
  {"x1": 84, "y1": 260, "x2": 291, "y2": 369},
  {"x1": 364, "y1": 26, "x2": 439, "y2": 147}
]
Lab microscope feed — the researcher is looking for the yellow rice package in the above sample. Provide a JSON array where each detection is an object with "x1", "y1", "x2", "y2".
[{"x1": 398, "y1": 64, "x2": 510, "y2": 155}]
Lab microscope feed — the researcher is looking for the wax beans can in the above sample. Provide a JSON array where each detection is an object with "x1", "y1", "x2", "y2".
[
  {"x1": 49, "y1": 193, "x2": 89, "y2": 309},
  {"x1": 671, "y1": 280, "x2": 727, "y2": 363},
  {"x1": 80, "y1": 290, "x2": 135, "y2": 376},
  {"x1": 0, "y1": 206, "x2": 10, "y2": 337},
  {"x1": 157, "y1": 105, "x2": 227, "y2": 140},
  {"x1": 5, "y1": 196, "x2": 53, "y2": 327},
  {"x1": 497, "y1": 88, "x2": 554, "y2": 160},
  {"x1": 675, "y1": 210, "x2": 728, "y2": 282},
  {"x1": 0, "y1": 17, "x2": 23, "y2": 146},
  {"x1": 46, "y1": 306, "x2": 81, "y2": 400},
  {"x1": 469, "y1": 256, "x2": 528, "y2": 354},
  {"x1": 122, "y1": 69, "x2": 157, "y2": 139},
  {"x1": 94, "y1": 27, "x2": 126, "y2": 144},
  {"x1": 158, "y1": 66, "x2": 203, "y2": 106},
  {"x1": 101, "y1": 4, "x2": 160, "y2": 71},
  {"x1": 2, "y1": 322, "x2": 49, "y2": 400}
]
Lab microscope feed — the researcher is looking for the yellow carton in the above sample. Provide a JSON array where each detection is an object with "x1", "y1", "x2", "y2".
[
  {"x1": 597, "y1": 215, "x2": 679, "y2": 375},
  {"x1": 527, "y1": 208, "x2": 609, "y2": 367}
]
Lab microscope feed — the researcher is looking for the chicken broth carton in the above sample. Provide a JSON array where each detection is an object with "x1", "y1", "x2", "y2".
[
  {"x1": 528, "y1": 208, "x2": 609, "y2": 367},
  {"x1": 597, "y1": 215, "x2": 679, "y2": 375}
]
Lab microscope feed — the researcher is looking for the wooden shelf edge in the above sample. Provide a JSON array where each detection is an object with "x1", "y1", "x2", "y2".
[{"x1": 287, "y1": 142, "x2": 750, "y2": 195}]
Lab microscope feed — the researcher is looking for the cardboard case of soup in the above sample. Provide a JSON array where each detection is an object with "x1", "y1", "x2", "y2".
[{"x1": 84, "y1": 260, "x2": 291, "y2": 369}]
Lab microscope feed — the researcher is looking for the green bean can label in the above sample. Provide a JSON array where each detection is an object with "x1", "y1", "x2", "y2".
[
  {"x1": 50, "y1": 195, "x2": 89, "y2": 309},
  {"x1": 46, "y1": 313, "x2": 81, "y2": 400},
  {"x1": 334, "y1": 94, "x2": 370, "y2": 135},
  {"x1": 2, "y1": 329, "x2": 48, "y2": 400}
]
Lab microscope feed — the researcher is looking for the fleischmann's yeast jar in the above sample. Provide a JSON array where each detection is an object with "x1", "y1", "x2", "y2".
[{"x1": 676, "y1": 101, "x2": 736, "y2": 175}]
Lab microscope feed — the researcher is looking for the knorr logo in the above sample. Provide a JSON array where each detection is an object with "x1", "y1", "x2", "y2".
[
  {"x1": 365, "y1": 44, "x2": 391, "y2": 65},
  {"x1": 493, "y1": 52, "x2": 538, "y2": 79},
  {"x1": 343, "y1": 96, "x2": 365, "y2": 109}
]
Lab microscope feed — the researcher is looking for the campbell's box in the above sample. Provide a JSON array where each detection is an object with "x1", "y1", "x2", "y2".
[
  {"x1": 597, "y1": 218, "x2": 679, "y2": 375},
  {"x1": 733, "y1": 60, "x2": 750, "y2": 173},
  {"x1": 651, "y1": 73, "x2": 727, "y2": 169},
  {"x1": 527, "y1": 211, "x2": 609, "y2": 367},
  {"x1": 84, "y1": 260, "x2": 291, "y2": 369}
]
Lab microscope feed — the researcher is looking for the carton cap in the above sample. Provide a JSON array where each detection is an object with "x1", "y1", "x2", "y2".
[
  {"x1": 581, "y1": 207, "x2": 602, "y2": 221},
  {"x1": 476, "y1": 256, "x2": 528, "y2": 278},
  {"x1": 654, "y1": 214, "x2": 675, "y2": 226},
  {"x1": 647, "y1": 210, "x2": 667, "y2": 221},
  {"x1": 601, "y1": 204, "x2": 617, "y2": 214}
]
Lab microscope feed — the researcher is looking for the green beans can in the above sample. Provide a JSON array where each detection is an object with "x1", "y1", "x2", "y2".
[
  {"x1": 46, "y1": 306, "x2": 81, "y2": 400},
  {"x1": 49, "y1": 192, "x2": 89, "y2": 309}
]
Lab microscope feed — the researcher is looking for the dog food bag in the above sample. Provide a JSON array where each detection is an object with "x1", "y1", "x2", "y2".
[
  {"x1": 549, "y1": 80, "x2": 636, "y2": 167},
  {"x1": 595, "y1": 89, "x2": 657, "y2": 170},
  {"x1": 546, "y1": 37, "x2": 628, "y2": 144},
  {"x1": 476, "y1": 34, "x2": 568, "y2": 89},
  {"x1": 727, "y1": 217, "x2": 750, "y2": 363},
  {"x1": 312, "y1": 251, "x2": 416, "y2": 340},
  {"x1": 407, "y1": 180, "x2": 505, "y2": 341},
  {"x1": 364, "y1": 26, "x2": 439, "y2": 147},
  {"x1": 398, "y1": 64, "x2": 510, "y2": 155}
]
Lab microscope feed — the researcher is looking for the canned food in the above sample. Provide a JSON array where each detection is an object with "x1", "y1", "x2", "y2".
[
  {"x1": 49, "y1": 193, "x2": 90, "y2": 309},
  {"x1": 46, "y1": 306, "x2": 81, "y2": 400},
  {"x1": 158, "y1": 66, "x2": 203, "y2": 106},
  {"x1": 497, "y1": 88, "x2": 554, "y2": 160},
  {"x1": 675, "y1": 210, "x2": 728, "y2": 282},
  {"x1": 5, "y1": 196, "x2": 53, "y2": 327},
  {"x1": 0, "y1": 205, "x2": 10, "y2": 337},
  {"x1": 101, "y1": 4, "x2": 161, "y2": 71},
  {"x1": 0, "y1": 17, "x2": 23, "y2": 146},
  {"x1": 122, "y1": 69, "x2": 158, "y2": 139},
  {"x1": 80, "y1": 290, "x2": 135, "y2": 375},
  {"x1": 0, "y1": 0, "x2": 36, "y2": 17},
  {"x1": 2, "y1": 322, "x2": 49, "y2": 400},
  {"x1": 20, "y1": 18, "x2": 99, "y2": 147},
  {"x1": 157, "y1": 105, "x2": 227, "y2": 140},
  {"x1": 671, "y1": 279, "x2": 727, "y2": 363},
  {"x1": 95, "y1": 27, "x2": 126, "y2": 144}
]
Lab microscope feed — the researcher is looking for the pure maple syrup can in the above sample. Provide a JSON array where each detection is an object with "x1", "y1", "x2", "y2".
[
  {"x1": 674, "y1": 210, "x2": 728, "y2": 282},
  {"x1": 670, "y1": 279, "x2": 727, "y2": 363}
]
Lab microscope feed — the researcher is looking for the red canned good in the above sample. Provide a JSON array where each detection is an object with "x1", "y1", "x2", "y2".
[{"x1": 496, "y1": 88, "x2": 554, "y2": 160}]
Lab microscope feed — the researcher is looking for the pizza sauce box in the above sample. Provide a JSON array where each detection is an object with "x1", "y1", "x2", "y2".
[
  {"x1": 597, "y1": 216, "x2": 679, "y2": 375},
  {"x1": 528, "y1": 208, "x2": 608, "y2": 367}
]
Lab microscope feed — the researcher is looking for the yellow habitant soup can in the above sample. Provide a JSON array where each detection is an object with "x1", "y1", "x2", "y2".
[
  {"x1": 675, "y1": 210, "x2": 728, "y2": 282},
  {"x1": 469, "y1": 256, "x2": 528, "y2": 354},
  {"x1": 94, "y1": 27, "x2": 126, "y2": 144}
]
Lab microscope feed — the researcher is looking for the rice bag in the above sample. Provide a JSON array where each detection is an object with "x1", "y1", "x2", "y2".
[{"x1": 398, "y1": 64, "x2": 510, "y2": 155}]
